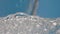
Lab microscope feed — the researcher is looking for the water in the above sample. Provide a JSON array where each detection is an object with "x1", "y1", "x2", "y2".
[{"x1": 0, "y1": 12, "x2": 60, "y2": 34}]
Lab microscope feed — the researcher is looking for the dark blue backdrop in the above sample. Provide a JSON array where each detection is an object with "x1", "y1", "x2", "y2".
[
  {"x1": 0, "y1": 0, "x2": 60, "y2": 18},
  {"x1": 37, "y1": 0, "x2": 60, "y2": 18}
]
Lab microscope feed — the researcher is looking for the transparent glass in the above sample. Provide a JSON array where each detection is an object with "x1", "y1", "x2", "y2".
[{"x1": 0, "y1": 0, "x2": 35, "y2": 17}]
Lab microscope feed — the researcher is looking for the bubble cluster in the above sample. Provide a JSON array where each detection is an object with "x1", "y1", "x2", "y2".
[{"x1": 0, "y1": 12, "x2": 60, "y2": 34}]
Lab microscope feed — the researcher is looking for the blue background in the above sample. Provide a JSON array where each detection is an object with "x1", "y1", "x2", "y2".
[{"x1": 0, "y1": 0, "x2": 60, "y2": 18}]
